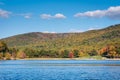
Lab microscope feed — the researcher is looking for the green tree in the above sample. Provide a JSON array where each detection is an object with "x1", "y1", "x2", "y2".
[
  {"x1": 88, "y1": 49, "x2": 98, "y2": 56},
  {"x1": 9, "y1": 48, "x2": 18, "y2": 59},
  {"x1": 59, "y1": 49, "x2": 69, "y2": 58},
  {"x1": 0, "y1": 41, "x2": 8, "y2": 57},
  {"x1": 73, "y1": 49, "x2": 79, "y2": 58},
  {"x1": 24, "y1": 48, "x2": 36, "y2": 58}
]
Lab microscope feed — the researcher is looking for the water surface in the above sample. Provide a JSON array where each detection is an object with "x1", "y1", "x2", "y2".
[{"x1": 0, "y1": 60, "x2": 120, "y2": 80}]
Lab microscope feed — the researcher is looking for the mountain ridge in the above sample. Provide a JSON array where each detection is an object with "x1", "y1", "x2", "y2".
[
  {"x1": 1, "y1": 24, "x2": 120, "y2": 50},
  {"x1": 0, "y1": 24, "x2": 120, "y2": 58}
]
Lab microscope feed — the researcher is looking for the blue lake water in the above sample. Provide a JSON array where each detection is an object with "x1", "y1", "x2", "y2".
[{"x1": 0, "y1": 60, "x2": 120, "y2": 80}]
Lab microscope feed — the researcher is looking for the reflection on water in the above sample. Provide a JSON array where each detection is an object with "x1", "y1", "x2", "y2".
[{"x1": 0, "y1": 60, "x2": 120, "y2": 80}]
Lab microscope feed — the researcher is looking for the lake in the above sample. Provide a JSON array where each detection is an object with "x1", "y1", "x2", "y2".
[{"x1": 0, "y1": 60, "x2": 120, "y2": 80}]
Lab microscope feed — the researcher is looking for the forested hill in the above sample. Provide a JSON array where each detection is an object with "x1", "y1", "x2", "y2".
[
  {"x1": 0, "y1": 24, "x2": 120, "y2": 58},
  {"x1": 1, "y1": 24, "x2": 120, "y2": 48}
]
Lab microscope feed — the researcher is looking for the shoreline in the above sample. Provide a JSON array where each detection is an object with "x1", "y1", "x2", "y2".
[
  {"x1": 1, "y1": 56, "x2": 120, "y2": 60},
  {"x1": 18, "y1": 58, "x2": 120, "y2": 60}
]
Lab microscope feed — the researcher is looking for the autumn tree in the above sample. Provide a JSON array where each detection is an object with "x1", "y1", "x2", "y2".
[
  {"x1": 100, "y1": 45, "x2": 118, "y2": 58},
  {"x1": 0, "y1": 53, "x2": 3, "y2": 59},
  {"x1": 99, "y1": 47, "x2": 108, "y2": 57},
  {"x1": 107, "y1": 45, "x2": 117, "y2": 58},
  {"x1": 69, "y1": 51, "x2": 74, "y2": 58},
  {"x1": 17, "y1": 51, "x2": 26, "y2": 59},
  {"x1": 79, "y1": 50, "x2": 85, "y2": 57},
  {"x1": 5, "y1": 52, "x2": 11, "y2": 60}
]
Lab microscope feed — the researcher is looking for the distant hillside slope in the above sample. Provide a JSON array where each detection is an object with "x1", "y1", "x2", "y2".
[
  {"x1": 1, "y1": 24, "x2": 120, "y2": 51},
  {"x1": 1, "y1": 32, "x2": 72, "y2": 47}
]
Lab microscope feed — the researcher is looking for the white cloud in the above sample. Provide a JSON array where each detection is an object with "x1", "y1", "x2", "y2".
[
  {"x1": 40, "y1": 14, "x2": 52, "y2": 19},
  {"x1": 54, "y1": 13, "x2": 66, "y2": 19},
  {"x1": 106, "y1": 6, "x2": 120, "y2": 19},
  {"x1": 42, "y1": 31, "x2": 56, "y2": 33},
  {"x1": 74, "y1": 6, "x2": 120, "y2": 19},
  {"x1": 0, "y1": 9, "x2": 11, "y2": 18},
  {"x1": 40, "y1": 13, "x2": 66, "y2": 19},
  {"x1": 74, "y1": 10, "x2": 106, "y2": 18}
]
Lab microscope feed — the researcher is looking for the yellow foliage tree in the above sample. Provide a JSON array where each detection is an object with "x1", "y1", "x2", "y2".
[
  {"x1": 17, "y1": 51, "x2": 26, "y2": 59},
  {"x1": 79, "y1": 51, "x2": 85, "y2": 57},
  {"x1": 107, "y1": 45, "x2": 117, "y2": 58},
  {"x1": 5, "y1": 52, "x2": 11, "y2": 60},
  {"x1": 0, "y1": 53, "x2": 3, "y2": 59}
]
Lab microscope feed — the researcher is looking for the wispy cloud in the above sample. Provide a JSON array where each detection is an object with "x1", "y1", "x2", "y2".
[
  {"x1": 40, "y1": 13, "x2": 66, "y2": 19},
  {"x1": 74, "y1": 6, "x2": 120, "y2": 19},
  {"x1": 69, "y1": 29, "x2": 85, "y2": 33},
  {"x1": 69, "y1": 26, "x2": 100, "y2": 33},
  {"x1": 15, "y1": 13, "x2": 32, "y2": 19},
  {"x1": 24, "y1": 15, "x2": 31, "y2": 19},
  {"x1": 88, "y1": 27, "x2": 100, "y2": 30},
  {"x1": 0, "y1": 9, "x2": 11, "y2": 18},
  {"x1": 42, "y1": 31, "x2": 56, "y2": 33},
  {"x1": 40, "y1": 14, "x2": 52, "y2": 19}
]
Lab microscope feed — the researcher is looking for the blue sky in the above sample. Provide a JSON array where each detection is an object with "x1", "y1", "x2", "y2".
[{"x1": 0, "y1": 0, "x2": 120, "y2": 38}]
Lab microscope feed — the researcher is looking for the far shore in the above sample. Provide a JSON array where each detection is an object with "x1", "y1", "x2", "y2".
[
  {"x1": 18, "y1": 57, "x2": 120, "y2": 60},
  {"x1": 1, "y1": 56, "x2": 120, "y2": 60}
]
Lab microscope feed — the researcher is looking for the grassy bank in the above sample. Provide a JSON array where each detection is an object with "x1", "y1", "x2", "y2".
[
  {"x1": 1, "y1": 56, "x2": 120, "y2": 60},
  {"x1": 20, "y1": 56, "x2": 118, "y2": 60}
]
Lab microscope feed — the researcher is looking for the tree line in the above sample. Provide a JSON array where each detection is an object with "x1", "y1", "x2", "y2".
[{"x1": 0, "y1": 41, "x2": 120, "y2": 60}]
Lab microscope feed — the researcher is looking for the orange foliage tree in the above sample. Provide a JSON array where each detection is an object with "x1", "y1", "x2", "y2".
[{"x1": 68, "y1": 51, "x2": 74, "y2": 58}]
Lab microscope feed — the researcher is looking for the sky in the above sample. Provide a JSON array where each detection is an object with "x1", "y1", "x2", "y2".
[{"x1": 0, "y1": 0, "x2": 120, "y2": 39}]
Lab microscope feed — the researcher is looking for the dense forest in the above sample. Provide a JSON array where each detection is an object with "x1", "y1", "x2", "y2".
[{"x1": 0, "y1": 24, "x2": 120, "y2": 60}]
